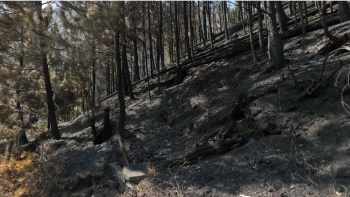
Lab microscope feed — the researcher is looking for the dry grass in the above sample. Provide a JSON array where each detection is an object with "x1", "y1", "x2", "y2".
[
  {"x1": 146, "y1": 163, "x2": 158, "y2": 177},
  {"x1": 0, "y1": 151, "x2": 36, "y2": 197}
]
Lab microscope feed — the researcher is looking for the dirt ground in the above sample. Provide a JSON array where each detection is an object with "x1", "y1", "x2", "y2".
[{"x1": 36, "y1": 20, "x2": 350, "y2": 197}]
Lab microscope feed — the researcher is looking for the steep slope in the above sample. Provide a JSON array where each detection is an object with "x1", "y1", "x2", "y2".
[{"x1": 23, "y1": 19, "x2": 350, "y2": 197}]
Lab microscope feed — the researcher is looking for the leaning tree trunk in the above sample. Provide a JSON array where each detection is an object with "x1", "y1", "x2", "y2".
[
  {"x1": 317, "y1": 1, "x2": 341, "y2": 42},
  {"x1": 267, "y1": 1, "x2": 285, "y2": 69}
]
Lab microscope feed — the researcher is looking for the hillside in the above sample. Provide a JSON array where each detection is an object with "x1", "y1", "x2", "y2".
[
  {"x1": 17, "y1": 20, "x2": 350, "y2": 197},
  {"x1": 1, "y1": 2, "x2": 350, "y2": 197}
]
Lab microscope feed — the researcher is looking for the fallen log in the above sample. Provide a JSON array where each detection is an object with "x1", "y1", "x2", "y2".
[{"x1": 164, "y1": 137, "x2": 248, "y2": 168}]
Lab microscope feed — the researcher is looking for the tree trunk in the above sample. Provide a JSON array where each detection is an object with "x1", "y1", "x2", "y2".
[
  {"x1": 317, "y1": 1, "x2": 341, "y2": 42},
  {"x1": 175, "y1": 2, "x2": 181, "y2": 67},
  {"x1": 160, "y1": 2, "x2": 165, "y2": 70},
  {"x1": 37, "y1": 2, "x2": 60, "y2": 139},
  {"x1": 267, "y1": 1, "x2": 285, "y2": 69},
  {"x1": 189, "y1": 1, "x2": 195, "y2": 61},
  {"x1": 223, "y1": 1, "x2": 229, "y2": 41},
  {"x1": 143, "y1": 2, "x2": 151, "y2": 100},
  {"x1": 247, "y1": 2, "x2": 258, "y2": 64},
  {"x1": 299, "y1": 2, "x2": 305, "y2": 35},
  {"x1": 338, "y1": 1, "x2": 350, "y2": 23},
  {"x1": 114, "y1": 30, "x2": 125, "y2": 130},
  {"x1": 102, "y1": 107, "x2": 111, "y2": 142},
  {"x1": 106, "y1": 60, "x2": 110, "y2": 95},
  {"x1": 133, "y1": 27, "x2": 140, "y2": 82},
  {"x1": 122, "y1": 38, "x2": 135, "y2": 100},
  {"x1": 147, "y1": 2, "x2": 154, "y2": 75},
  {"x1": 239, "y1": 2, "x2": 247, "y2": 35},
  {"x1": 184, "y1": 1, "x2": 191, "y2": 59},
  {"x1": 289, "y1": 1, "x2": 294, "y2": 15},
  {"x1": 169, "y1": 2, "x2": 174, "y2": 62},
  {"x1": 198, "y1": 2, "x2": 206, "y2": 49},
  {"x1": 207, "y1": 2, "x2": 214, "y2": 48},
  {"x1": 256, "y1": 1, "x2": 265, "y2": 53},
  {"x1": 293, "y1": 2, "x2": 297, "y2": 29},
  {"x1": 202, "y1": 1, "x2": 207, "y2": 41},
  {"x1": 304, "y1": 1, "x2": 308, "y2": 26},
  {"x1": 18, "y1": 28, "x2": 28, "y2": 145},
  {"x1": 276, "y1": 1, "x2": 289, "y2": 33}
]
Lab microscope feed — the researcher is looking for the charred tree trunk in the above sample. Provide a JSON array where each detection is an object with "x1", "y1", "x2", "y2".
[
  {"x1": 276, "y1": 1, "x2": 289, "y2": 33},
  {"x1": 114, "y1": 29, "x2": 125, "y2": 130},
  {"x1": 184, "y1": 1, "x2": 192, "y2": 59},
  {"x1": 143, "y1": 2, "x2": 151, "y2": 100},
  {"x1": 223, "y1": 1, "x2": 229, "y2": 41},
  {"x1": 267, "y1": 1, "x2": 285, "y2": 69},
  {"x1": 247, "y1": 2, "x2": 258, "y2": 64},
  {"x1": 207, "y1": 2, "x2": 214, "y2": 48},
  {"x1": 148, "y1": 2, "x2": 154, "y2": 75},
  {"x1": 37, "y1": 2, "x2": 60, "y2": 139},
  {"x1": 133, "y1": 27, "x2": 140, "y2": 82},
  {"x1": 299, "y1": 2, "x2": 306, "y2": 35},
  {"x1": 175, "y1": 2, "x2": 181, "y2": 67},
  {"x1": 102, "y1": 107, "x2": 111, "y2": 142},
  {"x1": 256, "y1": 1, "x2": 265, "y2": 53},
  {"x1": 189, "y1": 1, "x2": 195, "y2": 61},
  {"x1": 338, "y1": 1, "x2": 350, "y2": 23},
  {"x1": 317, "y1": 1, "x2": 341, "y2": 42}
]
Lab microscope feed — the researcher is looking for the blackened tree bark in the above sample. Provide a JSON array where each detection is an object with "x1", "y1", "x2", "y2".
[
  {"x1": 223, "y1": 1, "x2": 229, "y2": 41},
  {"x1": 189, "y1": 1, "x2": 195, "y2": 61},
  {"x1": 90, "y1": 42, "x2": 97, "y2": 138},
  {"x1": 183, "y1": 1, "x2": 191, "y2": 59},
  {"x1": 276, "y1": 1, "x2": 289, "y2": 33},
  {"x1": 256, "y1": 1, "x2": 265, "y2": 53},
  {"x1": 247, "y1": 2, "x2": 258, "y2": 64},
  {"x1": 133, "y1": 27, "x2": 140, "y2": 82},
  {"x1": 202, "y1": 1, "x2": 207, "y2": 41},
  {"x1": 106, "y1": 60, "x2": 110, "y2": 95},
  {"x1": 36, "y1": 2, "x2": 60, "y2": 139},
  {"x1": 147, "y1": 2, "x2": 154, "y2": 75},
  {"x1": 169, "y1": 2, "x2": 174, "y2": 62},
  {"x1": 175, "y1": 2, "x2": 181, "y2": 67},
  {"x1": 304, "y1": 2, "x2": 308, "y2": 26},
  {"x1": 122, "y1": 39, "x2": 135, "y2": 100},
  {"x1": 267, "y1": 1, "x2": 285, "y2": 69},
  {"x1": 338, "y1": 1, "x2": 350, "y2": 23},
  {"x1": 102, "y1": 107, "x2": 111, "y2": 142},
  {"x1": 160, "y1": 2, "x2": 165, "y2": 70},
  {"x1": 238, "y1": 2, "x2": 246, "y2": 35},
  {"x1": 143, "y1": 2, "x2": 151, "y2": 100},
  {"x1": 207, "y1": 2, "x2": 214, "y2": 48},
  {"x1": 299, "y1": 2, "x2": 305, "y2": 35},
  {"x1": 198, "y1": 2, "x2": 206, "y2": 48},
  {"x1": 289, "y1": 1, "x2": 294, "y2": 15},
  {"x1": 18, "y1": 26, "x2": 28, "y2": 145},
  {"x1": 317, "y1": 1, "x2": 341, "y2": 42},
  {"x1": 114, "y1": 29, "x2": 125, "y2": 130}
]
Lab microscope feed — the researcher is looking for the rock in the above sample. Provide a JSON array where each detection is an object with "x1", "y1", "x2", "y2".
[{"x1": 122, "y1": 166, "x2": 146, "y2": 182}]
